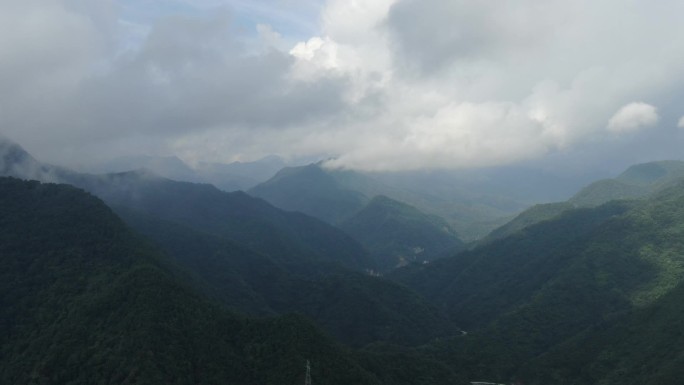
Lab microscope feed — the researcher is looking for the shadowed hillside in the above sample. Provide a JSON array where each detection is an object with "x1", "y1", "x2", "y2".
[
  {"x1": 340, "y1": 195, "x2": 465, "y2": 271},
  {"x1": 0, "y1": 177, "x2": 385, "y2": 384}
]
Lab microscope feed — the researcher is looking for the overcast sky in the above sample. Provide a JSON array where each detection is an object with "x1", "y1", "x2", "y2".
[{"x1": 1, "y1": 0, "x2": 684, "y2": 172}]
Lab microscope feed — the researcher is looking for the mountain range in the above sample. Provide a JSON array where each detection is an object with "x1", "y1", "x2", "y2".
[
  {"x1": 94, "y1": 152, "x2": 601, "y2": 241},
  {"x1": 0, "y1": 176, "x2": 464, "y2": 384},
  {"x1": 0, "y1": 137, "x2": 458, "y2": 349},
  {"x1": 4, "y1": 134, "x2": 684, "y2": 384},
  {"x1": 90, "y1": 154, "x2": 289, "y2": 191},
  {"x1": 486, "y1": 160, "x2": 684, "y2": 242},
  {"x1": 339, "y1": 195, "x2": 465, "y2": 271},
  {"x1": 391, "y1": 173, "x2": 684, "y2": 383}
]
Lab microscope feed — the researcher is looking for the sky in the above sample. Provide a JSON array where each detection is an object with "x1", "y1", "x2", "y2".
[{"x1": 1, "y1": 0, "x2": 684, "y2": 172}]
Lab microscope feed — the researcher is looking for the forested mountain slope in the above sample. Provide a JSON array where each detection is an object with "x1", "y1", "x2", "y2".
[
  {"x1": 0, "y1": 177, "x2": 385, "y2": 384},
  {"x1": 485, "y1": 160, "x2": 684, "y2": 242},
  {"x1": 249, "y1": 164, "x2": 369, "y2": 224},
  {"x1": 340, "y1": 195, "x2": 465, "y2": 271},
  {"x1": 1, "y1": 137, "x2": 457, "y2": 350},
  {"x1": 74, "y1": 170, "x2": 374, "y2": 272},
  {"x1": 250, "y1": 163, "x2": 531, "y2": 241},
  {"x1": 523, "y1": 277, "x2": 684, "y2": 385},
  {"x1": 9, "y1": 134, "x2": 684, "y2": 384},
  {"x1": 392, "y1": 180, "x2": 684, "y2": 382},
  {"x1": 2, "y1": 138, "x2": 373, "y2": 273},
  {"x1": 570, "y1": 160, "x2": 684, "y2": 207}
]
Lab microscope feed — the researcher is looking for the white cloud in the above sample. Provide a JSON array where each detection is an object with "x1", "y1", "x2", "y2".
[
  {"x1": 607, "y1": 103, "x2": 659, "y2": 134},
  {"x1": 678, "y1": 116, "x2": 684, "y2": 129},
  {"x1": 324, "y1": 101, "x2": 552, "y2": 171},
  {"x1": 283, "y1": 0, "x2": 684, "y2": 170},
  {"x1": 3, "y1": 0, "x2": 684, "y2": 170}
]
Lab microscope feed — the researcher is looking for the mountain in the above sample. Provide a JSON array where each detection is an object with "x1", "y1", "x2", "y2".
[
  {"x1": 1, "y1": 137, "x2": 374, "y2": 272},
  {"x1": 251, "y1": 163, "x2": 599, "y2": 241},
  {"x1": 0, "y1": 137, "x2": 458, "y2": 349},
  {"x1": 391, "y1": 179, "x2": 684, "y2": 382},
  {"x1": 92, "y1": 154, "x2": 204, "y2": 182},
  {"x1": 0, "y1": 177, "x2": 386, "y2": 384},
  {"x1": 250, "y1": 165, "x2": 466, "y2": 271},
  {"x1": 62, "y1": 170, "x2": 374, "y2": 273},
  {"x1": 570, "y1": 160, "x2": 684, "y2": 207},
  {"x1": 0, "y1": 137, "x2": 66, "y2": 182},
  {"x1": 195, "y1": 155, "x2": 287, "y2": 190},
  {"x1": 483, "y1": 201, "x2": 575, "y2": 241},
  {"x1": 514, "y1": 180, "x2": 684, "y2": 384},
  {"x1": 75, "y1": 172, "x2": 458, "y2": 347},
  {"x1": 116, "y1": 206, "x2": 458, "y2": 347},
  {"x1": 484, "y1": 160, "x2": 684, "y2": 243},
  {"x1": 13, "y1": 133, "x2": 684, "y2": 383},
  {"x1": 340, "y1": 195, "x2": 465, "y2": 271},
  {"x1": 250, "y1": 163, "x2": 520, "y2": 239},
  {"x1": 522, "y1": 277, "x2": 684, "y2": 385},
  {"x1": 249, "y1": 164, "x2": 369, "y2": 224},
  {"x1": 93, "y1": 154, "x2": 287, "y2": 191}
]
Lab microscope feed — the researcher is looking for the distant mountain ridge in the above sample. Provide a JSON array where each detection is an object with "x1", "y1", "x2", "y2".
[
  {"x1": 0, "y1": 140, "x2": 374, "y2": 274},
  {"x1": 10, "y1": 134, "x2": 684, "y2": 383},
  {"x1": 0, "y1": 178, "x2": 378, "y2": 385},
  {"x1": 340, "y1": 195, "x2": 465, "y2": 271},
  {"x1": 250, "y1": 164, "x2": 369, "y2": 224},
  {"x1": 485, "y1": 160, "x2": 684, "y2": 241},
  {"x1": 392, "y1": 176, "x2": 684, "y2": 382},
  {"x1": 570, "y1": 160, "x2": 684, "y2": 206},
  {"x1": 92, "y1": 153, "x2": 288, "y2": 191},
  {"x1": 0, "y1": 136, "x2": 458, "y2": 348},
  {"x1": 250, "y1": 162, "x2": 600, "y2": 241},
  {"x1": 0, "y1": 176, "x2": 465, "y2": 384},
  {"x1": 250, "y1": 164, "x2": 470, "y2": 271}
]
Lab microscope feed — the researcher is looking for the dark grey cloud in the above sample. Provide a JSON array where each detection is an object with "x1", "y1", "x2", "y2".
[
  {"x1": 74, "y1": 14, "x2": 349, "y2": 137},
  {"x1": 0, "y1": 1, "x2": 352, "y2": 166}
]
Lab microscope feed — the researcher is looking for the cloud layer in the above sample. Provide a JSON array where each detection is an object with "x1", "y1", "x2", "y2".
[{"x1": 1, "y1": 0, "x2": 684, "y2": 171}]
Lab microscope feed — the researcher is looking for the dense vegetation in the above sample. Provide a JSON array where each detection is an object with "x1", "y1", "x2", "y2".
[
  {"x1": 340, "y1": 195, "x2": 464, "y2": 271},
  {"x1": 249, "y1": 164, "x2": 369, "y2": 224},
  {"x1": 485, "y1": 160, "x2": 684, "y2": 243},
  {"x1": 68, "y1": 170, "x2": 374, "y2": 273},
  {"x1": 0, "y1": 177, "x2": 469, "y2": 384},
  {"x1": 116, "y1": 206, "x2": 457, "y2": 347},
  {"x1": 393, "y1": 177, "x2": 684, "y2": 382},
  {"x1": 1, "y1": 141, "x2": 458, "y2": 350},
  {"x1": 0, "y1": 178, "x2": 377, "y2": 384},
  {"x1": 571, "y1": 160, "x2": 684, "y2": 207},
  {"x1": 7, "y1": 136, "x2": 684, "y2": 384},
  {"x1": 523, "y1": 278, "x2": 684, "y2": 384},
  {"x1": 249, "y1": 164, "x2": 468, "y2": 271},
  {"x1": 249, "y1": 163, "x2": 575, "y2": 241},
  {"x1": 483, "y1": 201, "x2": 575, "y2": 242}
]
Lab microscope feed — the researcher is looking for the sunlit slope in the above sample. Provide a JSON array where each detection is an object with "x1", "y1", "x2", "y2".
[
  {"x1": 486, "y1": 160, "x2": 684, "y2": 242},
  {"x1": 393, "y1": 180, "x2": 684, "y2": 382}
]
